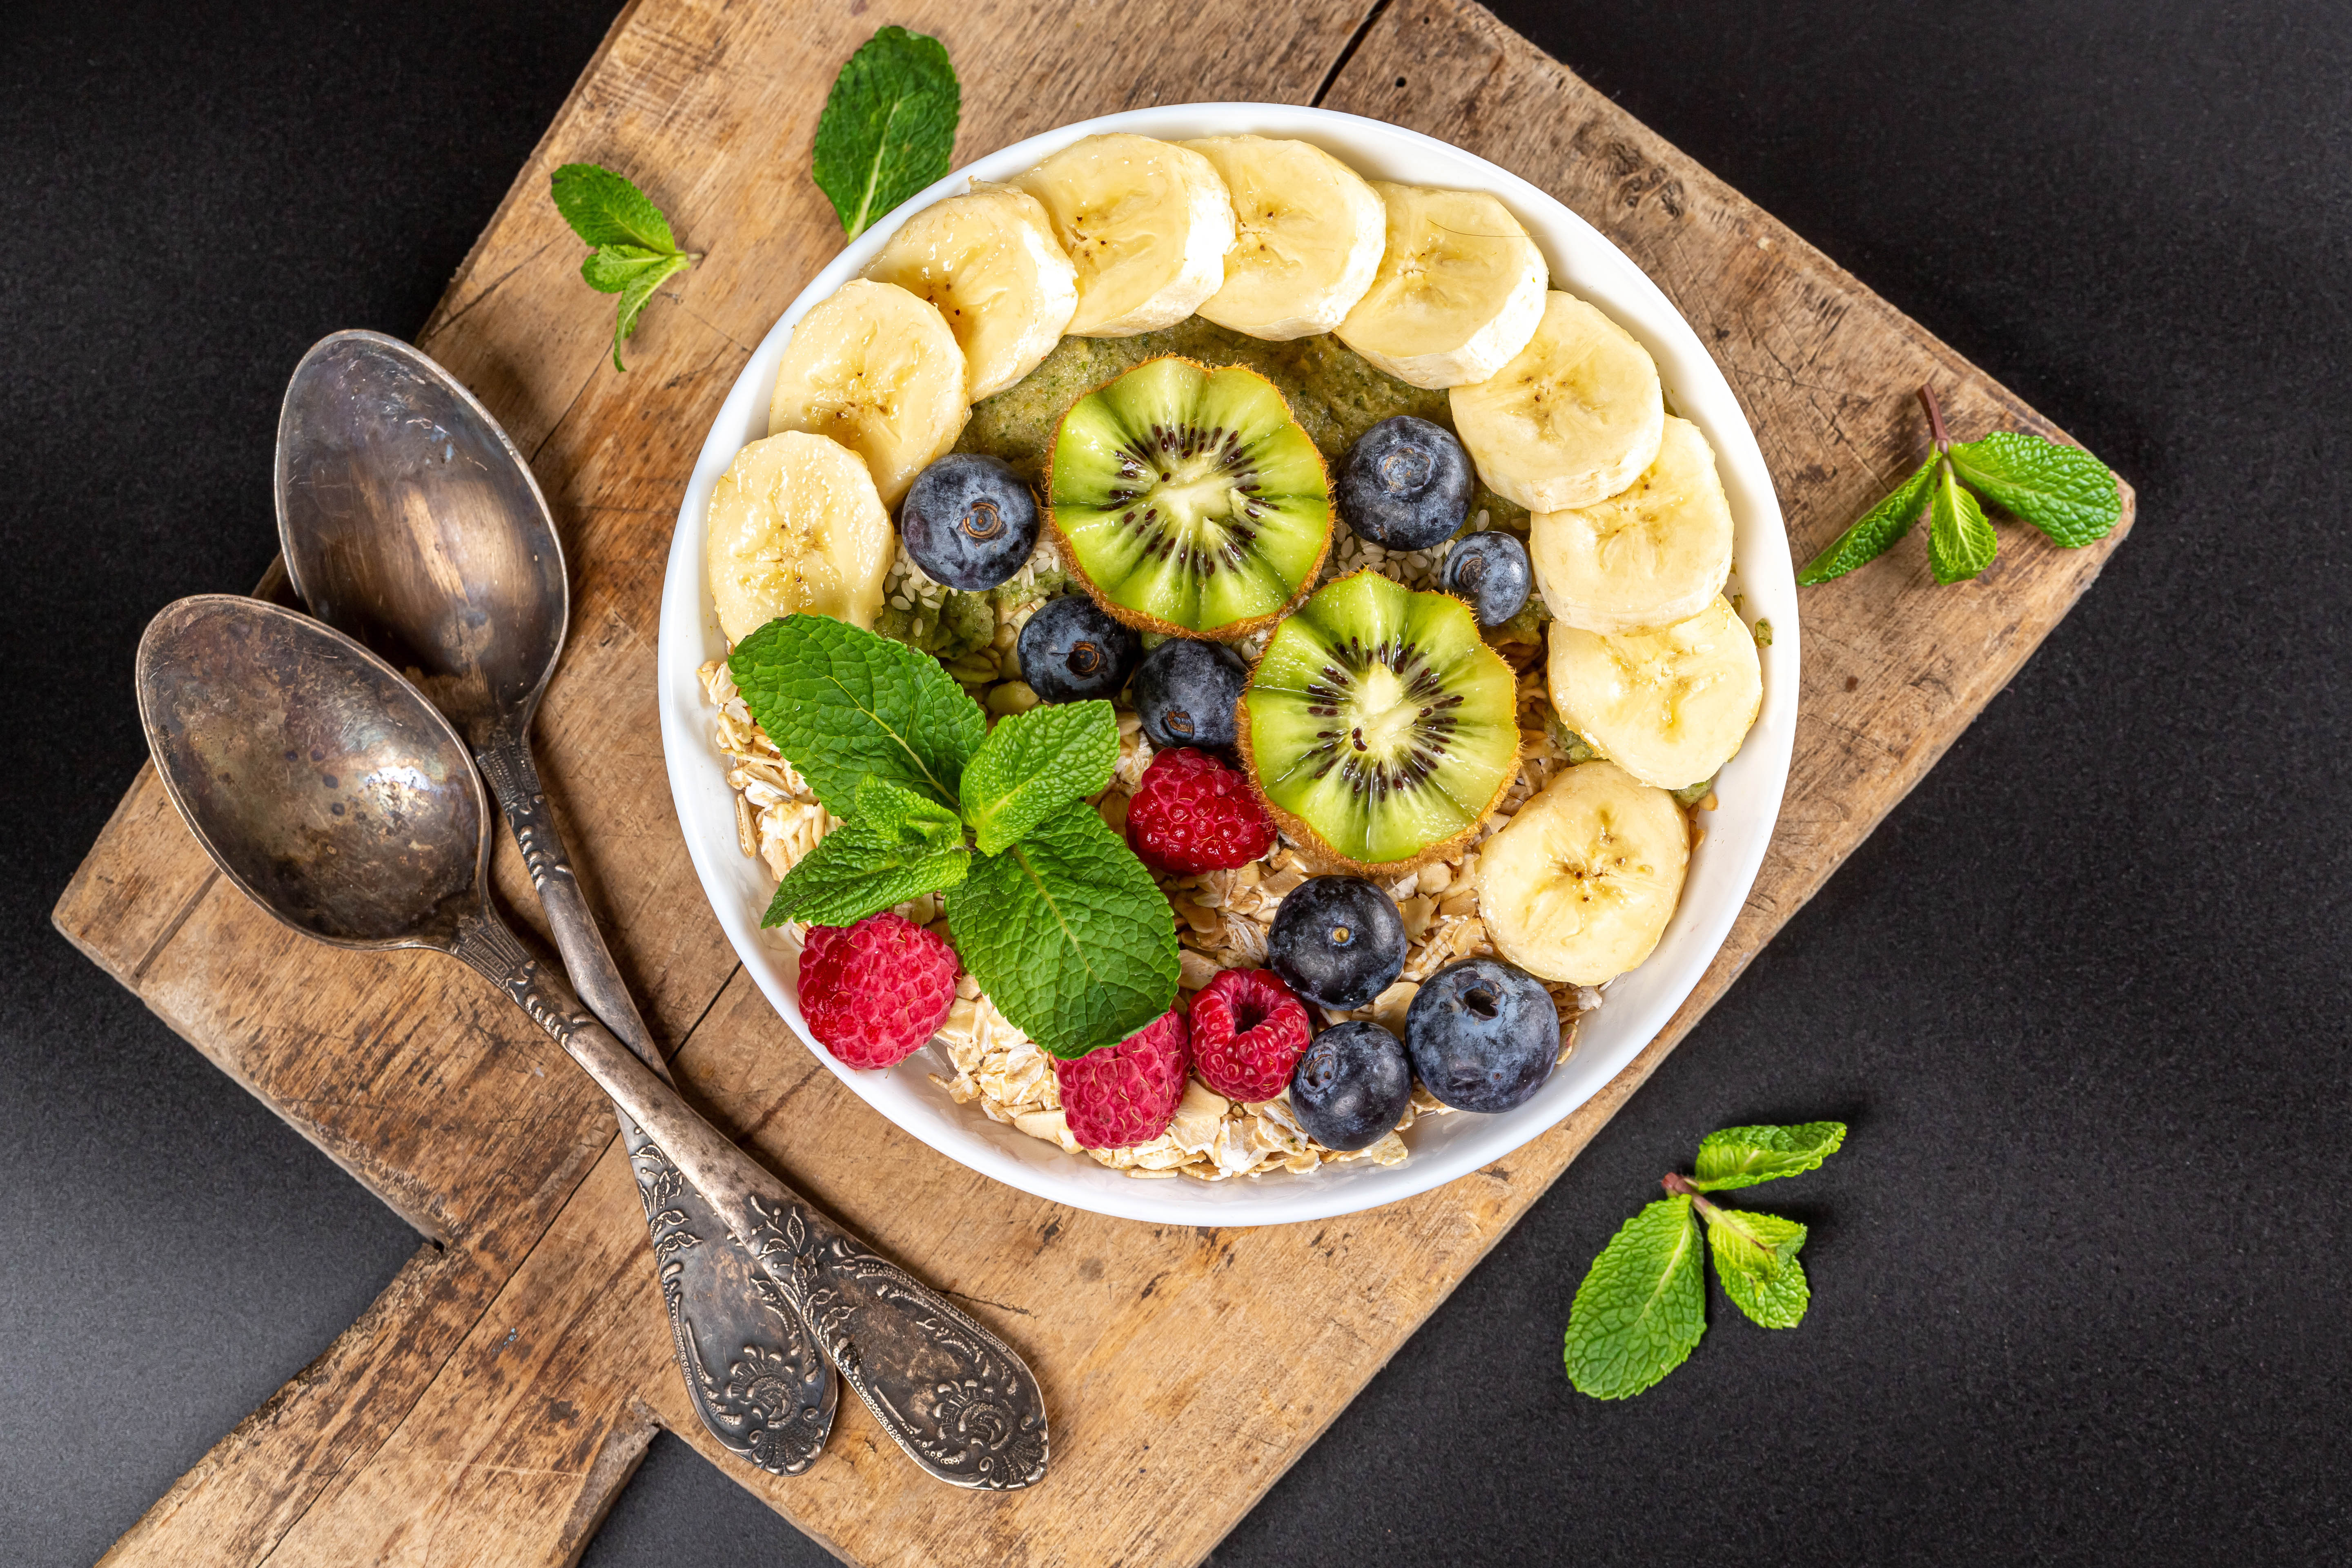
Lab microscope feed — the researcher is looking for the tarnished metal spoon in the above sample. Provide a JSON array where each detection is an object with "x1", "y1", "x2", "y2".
[
  {"x1": 137, "y1": 595, "x2": 1048, "y2": 1491},
  {"x1": 268, "y1": 329, "x2": 834, "y2": 1475},
  {"x1": 269, "y1": 330, "x2": 829, "y2": 1471}
]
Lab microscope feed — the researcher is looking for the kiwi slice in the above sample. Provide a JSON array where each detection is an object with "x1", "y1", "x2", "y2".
[
  {"x1": 1240, "y1": 571, "x2": 1519, "y2": 872},
  {"x1": 1045, "y1": 356, "x2": 1332, "y2": 639}
]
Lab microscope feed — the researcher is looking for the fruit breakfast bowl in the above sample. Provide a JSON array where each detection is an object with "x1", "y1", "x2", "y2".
[{"x1": 657, "y1": 103, "x2": 1797, "y2": 1225}]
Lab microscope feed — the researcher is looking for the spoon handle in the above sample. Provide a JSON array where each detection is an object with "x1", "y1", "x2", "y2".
[
  {"x1": 469, "y1": 735, "x2": 840, "y2": 1477},
  {"x1": 452, "y1": 913, "x2": 1049, "y2": 1491},
  {"x1": 619, "y1": 1110, "x2": 839, "y2": 1476},
  {"x1": 474, "y1": 733, "x2": 663, "y2": 1069}
]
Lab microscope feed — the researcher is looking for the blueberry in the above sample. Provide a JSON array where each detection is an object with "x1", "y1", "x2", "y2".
[
  {"x1": 1442, "y1": 530, "x2": 1532, "y2": 626},
  {"x1": 1405, "y1": 956, "x2": 1560, "y2": 1113},
  {"x1": 1132, "y1": 637, "x2": 1249, "y2": 752},
  {"x1": 902, "y1": 454, "x2": 1041, "y2": 590},
  {"x1": 1334, "y1": 415, "x2": 1474, "y2": 550},
  {"x1": 1290, "y1": 1020, "x2": 1413, "y2": 1151},
  {"x1": 1017, "y1": 594, "x2": 1138, "y2": 703},
  {"x1": 1269, "y1": 875, "x2": 1407, "y2": 1011}
]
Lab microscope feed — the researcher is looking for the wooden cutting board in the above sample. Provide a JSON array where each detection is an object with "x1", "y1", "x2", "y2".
[{"x1": 54, "y1": 0, "x2": 2134, "y2": 1562}]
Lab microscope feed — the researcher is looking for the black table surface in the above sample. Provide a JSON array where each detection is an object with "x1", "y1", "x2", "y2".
[{"x1": 4, "y1": 2, "x2": 2345, "y2": 1562}]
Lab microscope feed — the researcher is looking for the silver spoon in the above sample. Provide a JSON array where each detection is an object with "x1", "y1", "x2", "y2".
[
  {"x1": 268, "y1": 329, "x2": 835, "y2": 1474},
  {"x1": 137, "y1": 595, "x2": 1048, "y2": 1491}
]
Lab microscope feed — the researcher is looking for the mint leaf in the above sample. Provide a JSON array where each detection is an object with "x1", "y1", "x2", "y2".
[
  {"x1": 1946, "y1": 430, "x2": 2123, "y2": 549},
  {"x1": 1698, "y1": 1201, "x2": 1804, "y2": 1282},
  {"x1": 1705, "y1": 1208, "x2": 1811, "y2": 1330},
  {"x1": 1720, "y1": 1247, "x2": 1809, "y2": 1330},
  {"x1": 761, "y1": 777, "x2": 973, "y2": 928},
  {"x1": 1929, "y1": 459, "x2": 1999, "y2": 584},
  {"x1": 1690, "y1": 1122, "x2": 1846, "y2": 1191},
  {"x1": 855, "y1": 777, "x2": 966, "y2": 846},
  {"x1": 761, "y1": 822, "x2": 969, "y2": 929},
  {"x1": 551, "y1": 163, "x2": 679, "y2": 251},
  {"x1": 730, "y1": 615, "x2": 986, "y2": 817},
  {"x1": 579, "y1": 244, "x2": 672, "y2": 293},
  {"x1": 1797, "y1": 457, "x2": 1936, "y2": 586},
  {"x1": 608, "y1": 251, "x2": 693, "y2": 372},
  {"x1": 947, "y1": 802, "x2": 1177, "y2": 1058},
  {"x1": 812, "y1": 27, "x2": 959, "y2": 239},
  {"x1": 958, "y1": 700, "x2": 1120, "y2": 855},
  {"x1": 1563, "y1": 1195, "x2": 1706, "y2": 1400}
]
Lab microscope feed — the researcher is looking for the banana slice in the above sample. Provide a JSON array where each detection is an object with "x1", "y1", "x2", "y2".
[
  {"x1": 767, "y1": 278, "x2": 967, "y2": 508},
  {"x1": 1182, "y1": 136, "x2": 1385, "y2": 341},
  {"x1": 1531, "y1": 417, "x2": 1733, "y2": 633},
  {"x1": 706, "y1": 431, "x2": 893, "y2": 642},
  {"x1": 862, "y1": 184, "x2": 1079, "y2": 400},
  {"x1": 1477, "y1": 760, "x2": 1690, "y2": 985},
  {"x1": 1013, "y1": 133, "x2": 1235, "y2": 337},
  {"x1": 1333, "y1": 183, "x2": 1547, "y2": 388},
  {"x1": 1547, "y1": 596, "x2": 1762, "y2": 789},
  {"x1": 1450, "y1": 291, "x2": 1665, "y2": 512}
]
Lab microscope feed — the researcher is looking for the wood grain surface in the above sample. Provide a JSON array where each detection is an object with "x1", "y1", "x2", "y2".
[{"x1": 53, "y1": 0, "x2": 2133, "y2": 1562}]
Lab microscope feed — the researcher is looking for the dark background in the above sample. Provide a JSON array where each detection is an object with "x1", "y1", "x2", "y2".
[{"x1": 3, "y1": 0, "x2": 2345, "y2": 1561}]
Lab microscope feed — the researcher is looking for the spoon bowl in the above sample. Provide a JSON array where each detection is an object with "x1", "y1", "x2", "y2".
[
  {"x1": 136, "y1": 594, "x2": 487, "y2": 949},
  {"x1": 276, "y1": 330, "x2": 566, "y2": 747}
]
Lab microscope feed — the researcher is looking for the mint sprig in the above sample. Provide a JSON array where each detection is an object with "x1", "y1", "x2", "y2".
[
  {"x1": 812, "y1": 27, "x2": 960, "y2": 240},
  {"x1": 1563, "y1": 1121, "x2": 1847, "y2": 1398},
  {"x1": 1798, "y1": 384, "x2": 2120, "y2": 585},
  {"x1": 729, "y1": 615, "x2": 1175, "y2": 1057},
  {"x1": 550, "y1": 164, "x2": 699, "y2": 372}
]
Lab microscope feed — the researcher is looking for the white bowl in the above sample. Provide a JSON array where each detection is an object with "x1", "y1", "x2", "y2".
[{"x1": 658, "y1": 104, "x2": 1796, "y2": 1226}]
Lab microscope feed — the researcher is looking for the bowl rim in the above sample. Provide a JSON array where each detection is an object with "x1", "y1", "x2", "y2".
[{"x1": 656, "y1": 102, "x2": 1798, "y2": 1226}]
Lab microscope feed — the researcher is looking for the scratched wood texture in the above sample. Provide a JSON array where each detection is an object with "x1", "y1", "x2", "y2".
[{"x1": 53, "y1": 0, "x2": 2133, "y2": 1562}]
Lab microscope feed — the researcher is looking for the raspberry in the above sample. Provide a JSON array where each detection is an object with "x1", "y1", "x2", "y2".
[
  {"x1": 1126, "y1": 746, "x2": 1275, "y2": 874},
  {"x1": 1054, "y1": 1007, "x2": 1191, "y2": 1149},
  {"x1": 1189, "y1": 967, "x2": 1313, "y2": 1102},
  {"x1": 799, "y1": 911, "x2": 960, "y2": 1070}
]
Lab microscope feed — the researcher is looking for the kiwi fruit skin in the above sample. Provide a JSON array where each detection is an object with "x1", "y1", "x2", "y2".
[
  {"x1": 1043, "y1": 356, "x2": 1333, "y2": 643},
  {"x1": 1237, "y1": 571, "x2": 1520, "y2": 877}
]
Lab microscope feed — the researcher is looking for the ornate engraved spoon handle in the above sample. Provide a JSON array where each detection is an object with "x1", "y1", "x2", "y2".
[
  {"x1": 472, "y1": 732, "x2": 664, "y2": 1069},
  {"x1": 462, "y1": 742, "x2": 837, "y2": 1476},
  {"x1": 618, "y1": 1114, "x2": 837, "y2": 1474},
  {"x1": 732, "y1": 1189, "x2": 1051, "y2": 1490},
  {"x1": 452, "y1": 914, "x2": 1049, "y2": 1491}
]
